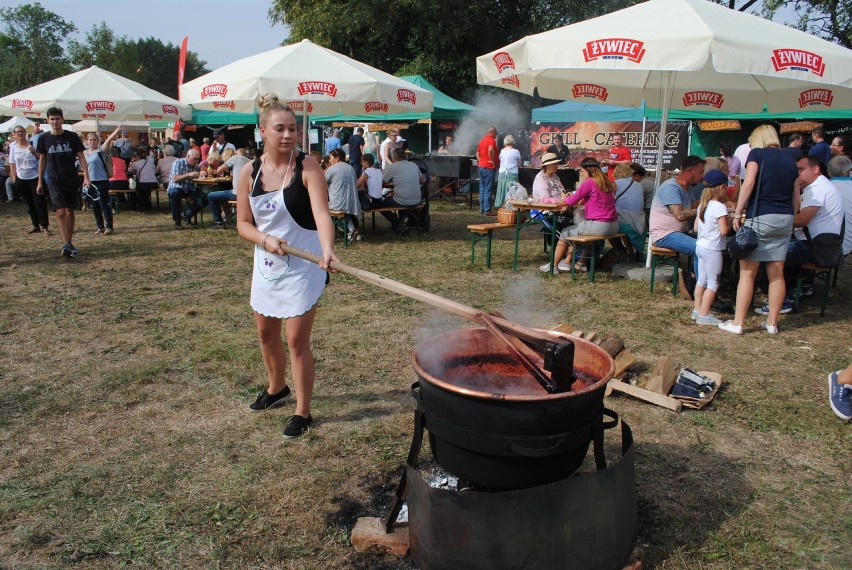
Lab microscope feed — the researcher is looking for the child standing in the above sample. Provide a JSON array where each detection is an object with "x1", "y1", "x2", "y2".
[{"x1": 693, "y1": 170, "x2": 731, "y2": 325}]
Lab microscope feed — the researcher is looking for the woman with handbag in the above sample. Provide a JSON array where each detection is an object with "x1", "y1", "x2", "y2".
[
  {"x1": 84, "y1": 125, "x2": 122, "y2": 234},
  {"x1": 719, "y1": 125, "x2": 797, "y2": 335}
]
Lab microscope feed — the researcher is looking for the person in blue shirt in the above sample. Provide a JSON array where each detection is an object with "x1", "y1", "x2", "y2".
[
  {"x1": 808, "y1": 127, "x2": 831, "y2": 167},
  {"x1": 324, "y1": 129, "x2": 341, "y2": 155}
]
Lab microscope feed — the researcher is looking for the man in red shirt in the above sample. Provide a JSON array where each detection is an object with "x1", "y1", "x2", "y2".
[
  {"x1": 476, "y1": 126, "x2": 499, "y2": 215},
  {"x1": 603, "y1": 133, "x2": 632, "y2": 181}
]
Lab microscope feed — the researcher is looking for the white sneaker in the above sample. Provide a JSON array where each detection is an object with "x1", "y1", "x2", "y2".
[
  {"x1": 557, "y1": 262, "x2": 572, "y2": 272},
  {"x1": 539, "y1": 263, "x2": 559, "y2": 274},
  {"x1": 696, "y1": 314, "x2": 723, "y2": 325},
  {"x1": 762, "y1": 321, "x2": 778, "y2": 334},
  {"x1": 718, "y1": 320, "x2": 743, "y2": 335},
  {"x1": 691, "y1": 310, "x2": 699, "y2": 320}
]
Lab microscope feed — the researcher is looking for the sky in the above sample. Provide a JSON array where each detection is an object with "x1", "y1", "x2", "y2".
[{"x1": 0, "y1": 0, "x2": 289, "y2": 69}]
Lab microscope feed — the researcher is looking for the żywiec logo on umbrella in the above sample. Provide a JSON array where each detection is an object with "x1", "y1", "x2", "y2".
[
  {"x1": 213, "y1": 101, "x2": 235, "y2": 110},
  {"x1": 583, "y1": 38, "x2": 645, "y2": 63},
  {"x1": 12, "y1": 99, "x2": 33, "y2": 110},
  {"x1": 682, "y1": 91, "x2": 724, "y2": 109},
  {"x1": 298, "y1": 82, "x2": 338, "y2": 97},
  {"x1": 82, "y1": 113, "x2": 107, "y2": 119},
  {"x1": 572, "y1": 83, "x2": 609, "y2": 101},
  {"x1": 501, "y1": 75, "x2": 520, "y2": 88},
  {"x1": 798, "y1": 88, "x2": 833, "y2": 108},
  {"x1": 145, "y1": 114, "x2": 164, "y2": 119},
  {"x1": 364, "y1": 102, "x2": 389, "y2": 113},
  {"x1": 493, "y1": 52, "x2": 515, "y2": 73},
  {"x1": 397, "y1": 89, "x2": 417, "y2": 104},
  {"x1": 162, "y1": 104, "x2": 179, "y2": 116},
  {"x1": 771, "y1": 49, "x2": 825, "y2": 77},
  {"x1": 201, "y1": 84, "x2": 229, "y2": 99},
  {"x1": 286, "y1": 101, "x2": 314, "y2": 113},
  {"x1": 86, "y1": 100, "x2": 116, "y2": 112}
]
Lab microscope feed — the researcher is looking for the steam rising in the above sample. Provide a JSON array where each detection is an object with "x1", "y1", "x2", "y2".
[{"x1": 451, "y1": 92, "x2": 531, "y2": 155}]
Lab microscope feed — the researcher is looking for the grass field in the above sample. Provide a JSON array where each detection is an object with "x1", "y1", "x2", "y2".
[{"x1": 1, "y1": 196, "x2": 849, "y2": 569}]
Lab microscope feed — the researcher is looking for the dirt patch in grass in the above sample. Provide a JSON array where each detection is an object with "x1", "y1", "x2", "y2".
[{"x1": 1, "y1": 201, "x2": 849, "y2": 568}]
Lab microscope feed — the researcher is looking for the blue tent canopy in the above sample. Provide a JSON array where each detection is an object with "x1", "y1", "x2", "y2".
[{"x1": 531, "y1": 100, "x2": 648, "y2": 122}]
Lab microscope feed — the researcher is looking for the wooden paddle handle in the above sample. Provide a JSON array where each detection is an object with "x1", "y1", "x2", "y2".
[{"x1": 278, "y1": 242, "x2": 561, "y2": 345}]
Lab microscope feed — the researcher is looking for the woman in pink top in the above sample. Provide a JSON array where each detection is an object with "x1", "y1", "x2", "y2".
[{"x1": 540, "y1": 157, "x2": 619, "y2": 273}]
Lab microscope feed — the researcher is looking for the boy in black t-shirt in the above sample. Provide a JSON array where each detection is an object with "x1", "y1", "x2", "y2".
[{"x1": 35, "y1": 107, "x2": 91, "y2": 258}]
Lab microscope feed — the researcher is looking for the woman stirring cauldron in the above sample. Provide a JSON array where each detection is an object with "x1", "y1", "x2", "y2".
[{"x1": 236, "y1": 94, "x2": 338, "y2": 439}]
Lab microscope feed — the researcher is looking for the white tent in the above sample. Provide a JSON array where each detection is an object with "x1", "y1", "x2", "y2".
[
  {"x1": 180, "y1": 39, "x2": 434, "y2": 116},
  {"x1": 72, "y1": 119, "x2": 151, "y2": 133},
  {"x1": 0, "y1": 116, "x2": 37, "y2": 133},
  {"x1": 0, "y1": 65, "x2": 191, "y2": 121}
]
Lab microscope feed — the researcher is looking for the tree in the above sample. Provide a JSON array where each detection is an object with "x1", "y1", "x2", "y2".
[
  {"x1": 68, "y1": 27, "x2": 209, "y2": 99},
  {"x1": 0, "y1": 2, "x2": 75, "y2": 95},
  {"x1": 762, "y1": 0, "x2": 851, "y2": 48},
  {"x1": 268, "y1": 0, "x2": 637, "y2": 101}
]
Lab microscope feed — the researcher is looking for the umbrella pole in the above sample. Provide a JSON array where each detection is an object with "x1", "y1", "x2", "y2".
[
  {"x1": 645, "y1": 71, "x2": 674, "y2": 268},
  {"x1": 639, "y1": 116, "x2": 647, "y2": 166},
  {"x1": 302, "y1": 100, "x2": 309, "y2": 152}
]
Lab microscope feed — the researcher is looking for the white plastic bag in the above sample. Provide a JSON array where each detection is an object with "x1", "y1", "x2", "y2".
[{"x1": 504, "y1": 182, "x2": 529, "y2": 209}]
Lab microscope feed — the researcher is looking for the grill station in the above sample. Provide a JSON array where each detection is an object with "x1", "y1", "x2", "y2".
[
  {"x1": 414, "y1": 154, "x2": 475, "y2": 208},
  {"x1": 277, "y1": 244, "x2": 637, "y2": 570}
]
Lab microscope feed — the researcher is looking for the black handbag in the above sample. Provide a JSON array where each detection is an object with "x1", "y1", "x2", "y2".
[
  {"x1": 727, "y1": 156, "x2": 761, "y2": 260},
  {"x1": 727, "y1": 224, "x2": 758, "y2": 260}
]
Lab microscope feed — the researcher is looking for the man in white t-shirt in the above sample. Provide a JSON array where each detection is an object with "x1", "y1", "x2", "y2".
[
  {"x1": 783, "y1": 155, "x2": 845, "y2": 296},
  {"x1": 827, "y1": 155, "x2": 852, "y2": 256},
  {"x1": 380, "y1": 129, "x2": 397, "y2": 170}
]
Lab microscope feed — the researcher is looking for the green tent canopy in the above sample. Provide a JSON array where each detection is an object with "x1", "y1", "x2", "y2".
[{"x1": 310, "y1": 75, "x2": 475, "y2": 123}]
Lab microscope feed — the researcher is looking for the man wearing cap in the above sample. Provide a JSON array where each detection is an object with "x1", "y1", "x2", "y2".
[
  {"x1": 476, "y1": 126, "x2": 499, "y2": 215},
  {"x1": 114, "y1": 130, "x2": 135, "y2": 167},
  {"x1": 649, "y1": 155, "x2": 705, "y2": 282},
  {"x1": 210, "y1": 129, "x2": 236, "y2": 156}
]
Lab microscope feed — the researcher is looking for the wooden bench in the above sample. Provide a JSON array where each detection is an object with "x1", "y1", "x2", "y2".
[
  {"x1": 330, "y1": 210, "x2": 352, "y2": 246},
  {"x1": 108, "y1": 189, "x2": 136, "y2": 213},
  {"x1": 564, "y1": 233, "x2": 627, "y2": 283},
  {"x1": 361, "y1": 202, "x2": 427, "y2": 235},
  {"x1": 649, "y1": 245, "x2": 681, "y2": 296},
  {"x1": 466, "y1": 222, "x2": 515, "y2": 268},
  {"x1": 794, "y1": 261, "x2": 842, "y2": 317},
  {"x1": 227, "y1": 200, "x2": 238, "y2": 227}
]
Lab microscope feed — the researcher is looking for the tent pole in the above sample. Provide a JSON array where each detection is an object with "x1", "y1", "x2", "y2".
[
  {"x1": 302, "y1": 100, "x2": 309, "y2": 152},
  {"x1": 645, "y1": 71, "x2": 674, "y2": 268},
  {"x1": 639, "y1": 116, "x2": 647, "y2": 166}
]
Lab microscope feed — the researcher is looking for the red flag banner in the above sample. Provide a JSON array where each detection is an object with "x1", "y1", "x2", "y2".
[{"x1": 178, "y1": 36, "x2": 188, "y2": 95}]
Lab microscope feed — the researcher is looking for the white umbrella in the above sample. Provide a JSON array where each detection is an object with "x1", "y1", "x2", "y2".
[
  {"x1": 0, "y1": 116, "x2": 36, "y2": 133},
  {"x1": 477, "y1": 0, "x2": 852, "y2": 115},
  {"x1": 179, "y1": 39, "x2": 434, "y2": 147},
  {"x1": 0, "y1": 65, "x2": 192, "y2": 122},
  {"x1": 477, "y1": 0, "x2": 852, "y2": 265},
  {"x1": 181, "y1": 39, "x2": 433, "y2": 115}
]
